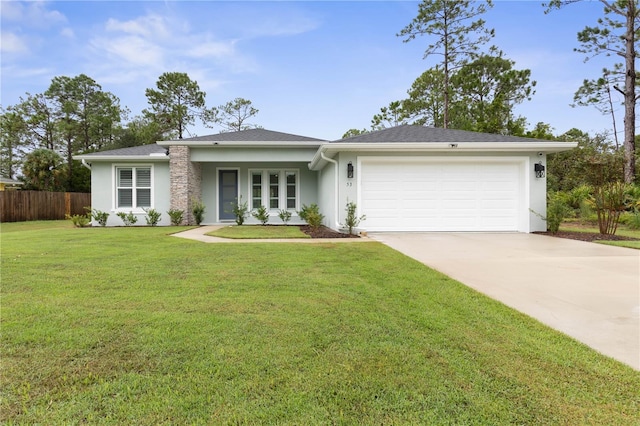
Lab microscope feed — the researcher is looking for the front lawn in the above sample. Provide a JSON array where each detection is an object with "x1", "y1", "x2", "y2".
[
  {"x1": 2, "y1": 221, "x2": 639, "y2": 424},
  {"x1": 207, "y1": 225, "x2": 311, "y2": 239}
]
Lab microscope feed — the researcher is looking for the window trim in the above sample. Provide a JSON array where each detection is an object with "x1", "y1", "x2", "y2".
[
  {"x1": 247, "y1": 169, "x2": 299, "y2": 213},
  {"x1": 112, "y1": 164, "x2": 154, "y2": 212}
]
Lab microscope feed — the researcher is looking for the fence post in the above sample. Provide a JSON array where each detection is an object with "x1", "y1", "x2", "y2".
[{"x1": 65, "y1": 192, "x2": 71, "y2": 217}]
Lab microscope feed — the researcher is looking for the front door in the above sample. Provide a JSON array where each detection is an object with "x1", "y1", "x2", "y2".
[{"x1": 218, "y1": 170, "x2": 238, "y2": 221}]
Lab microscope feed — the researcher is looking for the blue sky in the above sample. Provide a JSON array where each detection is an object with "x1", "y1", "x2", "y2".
[{"x1": 0, "y1": 0, "x2": 621, "y2": 141}]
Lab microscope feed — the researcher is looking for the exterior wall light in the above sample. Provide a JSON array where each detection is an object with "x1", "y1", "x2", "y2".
[
  {"x1": 534, "y1": 162, "x2": 546, "y2": 178},
  {"x1": 347, "y1": 161, "x2": 354, "y2": 179}
]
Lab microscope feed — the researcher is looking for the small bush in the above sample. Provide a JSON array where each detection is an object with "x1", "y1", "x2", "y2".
[
  {"x1": 167, "y1": 209, "x2": 184, "y2": 226},
  {"x1": 592, "y1": 181, "x2": 629, "y2": 235},
  {"x1": 230, "y1": 197, "x2": 249, "y2": 225},
  {"x1": 116, "y1": 211, "x2": 138, "y2": 226},
  {"x1": 343, "y1": 201, "x2": 365, "y2": 235},
  {"x1": 299, "y1": 203, "x2": 324, "y2": 229},
  {"x1": 144, "y1": 208, "x2": 162, "y2": 226},
  {"x1": 531, "y1": 193, "x2": 571, "y2": 234},
  {"x1": 567, "y1": 185, "x2": 592, "y2": 210},
  {"x1": 89, "y1": 208, "x2": 109, "y2": 226},
  {"x1": 546, "y1": 194, "x2": 572, "y2": 234},
  {"x1": 252, "y1": 205, "x2": 270, "y2": 225},
  {"x1": 619, "y1": 210, "x2": 640, "y2": 230},
  {"x1": 278, "y1": 209, "x2": 292, "y2": 224},
  {"x1": 67, "y1": 213, "x2": 91, "y2": 228},
  {"x1": 191, "y1": 200, "x2": 206, "y2": 225}
]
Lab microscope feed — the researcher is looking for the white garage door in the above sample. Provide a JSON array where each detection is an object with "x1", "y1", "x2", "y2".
[{"x1": 360, "y1": 158, "x2": 525, "y2": 232}]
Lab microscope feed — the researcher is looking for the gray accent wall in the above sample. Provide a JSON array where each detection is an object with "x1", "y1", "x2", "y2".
[{"x1": 200, "y1": 162, "x2": 319, "y2": 225}]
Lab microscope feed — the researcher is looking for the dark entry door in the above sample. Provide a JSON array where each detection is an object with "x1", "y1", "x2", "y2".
[{"x1": 219, "y1": 170, "x2": 238, "y2": 221}]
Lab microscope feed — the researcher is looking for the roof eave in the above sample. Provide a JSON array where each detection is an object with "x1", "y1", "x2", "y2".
[
  {"x1": 157, "y1": 140, "x2": 324, "y2": 148},
  {"x1": 309, "y1": 142, "x2": 578, "y2": 170},
  {"x1": 73, "y1": 154, "x2": 170, "y2": 162}
]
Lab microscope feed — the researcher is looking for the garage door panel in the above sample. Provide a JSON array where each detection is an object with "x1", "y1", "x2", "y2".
[{"x1": 361, "y1": 159, "x2": 524, "y2": 232}]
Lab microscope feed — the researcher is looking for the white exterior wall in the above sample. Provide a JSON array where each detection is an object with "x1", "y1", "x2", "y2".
[
  {"x1": 317, "y1": 160, "x2": 337, "y2": 229},
  {"x1": 89, "y1": 161, "x2": 170, "y2": 226}
]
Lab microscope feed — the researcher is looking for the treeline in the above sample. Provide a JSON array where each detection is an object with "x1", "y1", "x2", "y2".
[{"x1": 0, "y1": 72, "x2": 259, "y2": 192}]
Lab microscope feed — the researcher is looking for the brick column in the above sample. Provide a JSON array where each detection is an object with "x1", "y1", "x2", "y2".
[{"x1": 169, "y1": 146, "x2": 202, "y2": 225}]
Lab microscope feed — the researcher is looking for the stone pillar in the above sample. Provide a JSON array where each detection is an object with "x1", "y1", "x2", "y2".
[{"x1": 169, "y1": 146, "x2": 202, "y2": 225}]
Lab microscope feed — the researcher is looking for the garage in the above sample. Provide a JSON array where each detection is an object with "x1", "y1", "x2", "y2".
[{"x1": 359, "y1": 157, "x2": 526, "y2": 232}]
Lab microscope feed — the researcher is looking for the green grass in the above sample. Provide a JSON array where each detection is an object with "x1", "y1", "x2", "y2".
[
  {"x1": 2, "y1": 221, "x2": 639, "y2": 424},
  {"x1": 207, "y1": 225, "x2": 310, "y2": 239}
]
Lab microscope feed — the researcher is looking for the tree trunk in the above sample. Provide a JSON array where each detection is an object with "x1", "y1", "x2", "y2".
[{"x1": 623, "y1": 1, "x2": 636, "y2": 183}]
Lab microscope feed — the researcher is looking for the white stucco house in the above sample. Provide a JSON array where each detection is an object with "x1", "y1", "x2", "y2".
[{"x1": 74, "y1": 125, "x2": 577, "y2": 232}]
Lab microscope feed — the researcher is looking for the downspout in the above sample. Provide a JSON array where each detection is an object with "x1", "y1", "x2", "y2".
[
  {"x1": 319, "y1": 151, "x2": 342, "y2": 230},
  {"x1": 81, "y1": 159, "x2": 91, "y2": 170}
]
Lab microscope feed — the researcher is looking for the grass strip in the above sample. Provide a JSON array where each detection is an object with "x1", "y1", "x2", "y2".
[{"x1": 206, "y1": 225, "x2": 310, "y2": 239}]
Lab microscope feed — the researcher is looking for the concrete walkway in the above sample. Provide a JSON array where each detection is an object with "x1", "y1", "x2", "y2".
[
  {"x1": 370, "y1": 232, "x2": 640, "y2": 370},
  {"x1": 171, "y1": 225, "x2": 373, "y2": 243}
]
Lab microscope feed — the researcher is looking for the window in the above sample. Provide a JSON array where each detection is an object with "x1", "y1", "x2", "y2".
[
  {"x1": 249, "y1": 170, "x2": 298, "y2": 212},
  {"x1": 251, "y1": 172, "x2": 262, "y2": 210},
  {"x1": 286, "y1": 172, "x2": 296, "y2": 209},
  {"x1": 116, "y1": 166, "x2": 152, "y2": 209},
  {"x1": 269, "y1": 172, "x2": 279, "y2": 209}
]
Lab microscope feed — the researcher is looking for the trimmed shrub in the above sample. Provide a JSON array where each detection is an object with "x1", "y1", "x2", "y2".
[
  {"x1": 116, "y1": 211, "x2": 138, "y2": 226},
  {"x1": 278, "y1": 209, "x2": 292, "y2": 224},
  {"x1": 67, "y1": 213, "x2": 91, "y2": 228},
  {"x1": 299, "y1": 203, "x2": 324, "y2": 229},
  {"x1": 89, "y1": 208, "x2": 109, "y2": 226},
  {"x1": 231, "y1": 197, "x2": 249, "y2": 225},
  {"x1": 167, "y1": 209, "x2": 184, "y2": 226},
  {"x1": 343, "y1": 201, "x2": 365, "y2": 235},
  {"x1": 192, "y1": 201, "x2": 206, "y2": 225},
  {"x1": 145, "y1": 208, "x2": 162, "y2": 226},
  {"x1": 252, "y1": 205, "x2": 269, "y2": 225}
]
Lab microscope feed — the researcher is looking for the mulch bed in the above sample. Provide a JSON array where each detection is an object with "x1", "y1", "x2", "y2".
[
  {"x1": 299, "y1": 225, "x2": 360, "y2": 238},
  {"x1": 533, "y1": 230, "x2": 640, "y2": 242},
  {"x1": 300, "y1": 225, "x2": 637, "y2": 242}
]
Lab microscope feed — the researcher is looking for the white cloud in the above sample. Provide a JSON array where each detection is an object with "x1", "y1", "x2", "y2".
[
  {"x1": 90, "y1": 35, "x2": 164, "y2": 68},
  {"x1": 0, "y1": 32, "x2": 29, "y2": 54},
  {"x1": 2, "y1": 1, "x2": 67, "y2": 28},
  {"x1": 105, "y1": 14, "x2": 171, "y2": 39},
  {"x1": 187, "y1": 40, "x2": 237, "y2": 59},
  {"x1": 60, "y1": 28, "x2": 75, "y2": 39},
  {"x1": 0, "y1": 1, "x2": 24, "y2": 21}
]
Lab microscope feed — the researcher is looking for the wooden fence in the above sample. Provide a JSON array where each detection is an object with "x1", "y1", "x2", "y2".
[{"x1": 0, "y1": 191, "x2": 91, "y2": 223}]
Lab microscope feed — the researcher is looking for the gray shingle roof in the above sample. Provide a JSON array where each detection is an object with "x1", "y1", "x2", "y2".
[
  {"x1": 173, "y1": 128, "x2": 326, "y2": 142},
  {"x1": 80, "y1": 144, "x2": 168, "y2": 157},
  {"x1": 334, "y1": 125, "x2": 555, "y2": 143}
]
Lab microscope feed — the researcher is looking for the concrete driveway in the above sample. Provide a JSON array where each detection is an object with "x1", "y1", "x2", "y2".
[{"x1": 370, "y1": 232, "x2": 640, "y2": 370}]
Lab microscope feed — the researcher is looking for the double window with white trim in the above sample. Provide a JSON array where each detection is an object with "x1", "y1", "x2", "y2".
[
  {"x1": 250, "y1": 169, "x2": 298, "y2": 211},
  {"x1": 115, "y1": 166, "x2": 152, "y2": 209}
]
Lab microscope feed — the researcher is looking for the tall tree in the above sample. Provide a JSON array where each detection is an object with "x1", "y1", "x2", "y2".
[
  {"x1": 403, "y1": 67, "x2": 446, "y2": 127},
  {"x1": 572, "y1": 67, "x2": 622, "y2": 148},
  {"x1": 205, "y1": 97, "x2": 259, "y2": 132},
  {"x1": 371, "y1": 101, "x2": 408, "y2": 129},
  {"x1": 15, "y1": 93, "x2": 57, "y2": 151},
  {"x1": 21, "y1": 148, "x2": 66, "y2": 191},
  {"x1": 546, "y1": 0, "x2": 639, "y2": 183},
  {"x1": 0, "y1": 107, "x2": 28, "y2": 179},
  {"x1": 398, "y1": 0, "x2": 494, "y2": 128},
  {"x1": 450, "y1": 53, "x2": 536, "y2": 134},
  {"x1": 110, "y1": 115, "x2": 169, "y2": 149},
  {"x1": 144, "y1": 72, "x2": 206, "y2": 139},
  {"x1": 341, "y1": 128, "x2": 369, "y2": 139}
]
